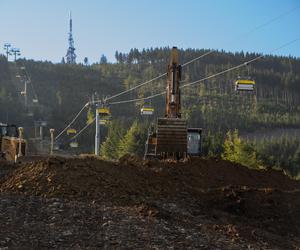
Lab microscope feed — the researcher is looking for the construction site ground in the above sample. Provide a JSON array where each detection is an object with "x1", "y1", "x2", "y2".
[{"x1": 0, "y1": 155, "x2": 299, "y2": 249}]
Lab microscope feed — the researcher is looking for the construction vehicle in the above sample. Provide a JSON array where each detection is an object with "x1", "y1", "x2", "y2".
[
  {"x1": 0, "y1": 123, "x2": 26, "y2": 161},
  {"x1": 187, "y1": 128, "x2": 202, "y2": 155},
  {"x1": 144, "y1": 47, "x2": 202, "y2": 159}
]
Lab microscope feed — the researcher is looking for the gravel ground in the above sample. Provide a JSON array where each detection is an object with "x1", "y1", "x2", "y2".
[{"x1": 0, "y1": 194, "x2": 269, "y2": 250}]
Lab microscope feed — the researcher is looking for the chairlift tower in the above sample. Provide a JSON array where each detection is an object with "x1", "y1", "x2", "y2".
[
  {"x1": 17, "y1": 67, "x2": 29, "y2": 107},
  {"x1": 3, "y1": 43, "x2": 11, "y2": 59},
  {"x1": 95, "y1": 103, "x2": 101, "y2": 156},
  {"x1": 65, "y1": 12, "x2": 76, "y2": 64},
  {"x1": 10, "y1": 48, "x2": 21, "y2": 61}
]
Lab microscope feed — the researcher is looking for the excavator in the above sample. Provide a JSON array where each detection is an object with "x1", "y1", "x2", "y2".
[
  {"x1": 144, "y1": 47, "x2": 202, "y2": 159},
  {"x1": 0, "y1": 123, "x2": 26, "y2": 161}
]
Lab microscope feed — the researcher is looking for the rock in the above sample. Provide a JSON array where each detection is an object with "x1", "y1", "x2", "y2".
[{"x1": 62, "y1": 230, "x2": 72, "y2": 236}]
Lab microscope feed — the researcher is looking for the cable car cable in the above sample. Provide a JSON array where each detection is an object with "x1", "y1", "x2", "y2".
[
  {"x1": 18, "y1": 63, "x2": 39, "y2": 102},
  {"x1": 54, "y1": 6, "x2": 300, "y2": 140},
  {"x1": 102, "y1": 5, "x2": 300, "y2": 103},
  {"x1": 103, "y1": 73, "x2": 167, "y2": 103},
  {"x1": 70, "y1": 117, "x2": 95, "y2": 141},
  {"x1": 109, "y1": 38, "x2": 300, "y2": 105},
  {"x1": 55, "y1": 102, "x2": 89, "y2": 140}
]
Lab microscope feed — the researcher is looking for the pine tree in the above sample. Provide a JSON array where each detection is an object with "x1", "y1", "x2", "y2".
[
  {"x1": 239, "y1": 143, "x2": 259, "y2": 169},
  {"x1": 84, "y1": 57, "x2": 89, "y2": 66},
  {"x1": 86, "y1": 107, "x2": 94, "y2": 125},
  {"x1": 100, "y1": 54, "x2": 107, "y2": 64},
  {"x1": 222, "y1": 131, "x2": 234, "y2": 161},
  {"x1": 293, "y1": 146, "x2": 300, "y2": 165},
  {"x1": 100, "y1": 121, "x2": 124, "y2": 160},
  {"x1": 118, "y1": 121, "x2": 139, "y2": 158},
  {"x1": 115, "y1": 51, "x2": 119, "y2": 62},
  {"x1": 222, "y1": 130, "x2": 259, "y2": 168},
  {"x1": 232, "y1": 129, "x2": 242, "y2": 162}
]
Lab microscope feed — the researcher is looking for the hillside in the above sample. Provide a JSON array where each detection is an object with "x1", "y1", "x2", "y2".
[
  {"x1": 0, "y1": 48, "x2": 300, "y2": 163},
  {"x1": 1, "y1": 48, "x2": 300, "y2": 133}
]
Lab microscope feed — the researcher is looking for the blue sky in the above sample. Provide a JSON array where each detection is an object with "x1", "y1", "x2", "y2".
[{"x1": 0, "y1": 0, "x2": 299, "y2": 63}]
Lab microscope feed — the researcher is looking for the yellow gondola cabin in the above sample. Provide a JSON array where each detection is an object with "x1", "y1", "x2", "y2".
[{"x1": 235, "y1": 78, "x2": 255, "y2": 91}]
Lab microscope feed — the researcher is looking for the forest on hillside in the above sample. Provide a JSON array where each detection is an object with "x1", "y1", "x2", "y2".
[{"x1": 0, "y1": 47, "x2": 300, "y2": 176}]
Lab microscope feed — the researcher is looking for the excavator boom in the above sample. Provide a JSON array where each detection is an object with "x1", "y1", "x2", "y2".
[
  {"x1": 145, "y1": 47, "x2": 188, "y2": 159},
  {"x1": 165, "y1": 47, "x2": 182, "y2": 118}
]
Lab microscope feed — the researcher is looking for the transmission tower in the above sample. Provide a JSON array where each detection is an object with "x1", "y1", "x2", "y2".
[{"x1": 65, "y1": 12, "x2": 76, "y2": 64}]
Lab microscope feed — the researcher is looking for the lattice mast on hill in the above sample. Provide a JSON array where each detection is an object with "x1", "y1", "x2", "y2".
[{"x1": 65, "y1": 12, "x2": 76, "y2": 64}]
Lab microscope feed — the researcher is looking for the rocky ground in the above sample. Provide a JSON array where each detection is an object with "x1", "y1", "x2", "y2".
[{"x1": 0, "y1": 155, "x2": 299, "y2": 249}]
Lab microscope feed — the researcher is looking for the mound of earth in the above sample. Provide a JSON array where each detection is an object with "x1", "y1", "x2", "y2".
[
  {"x1": 1, "y1": 155, "x2": 298, "y2": 200},
  {"x1": 2, "y1": 155, "x2": 299, "y2": 195},
  {"x1": 0, "y1": 155, "x2": 299, "y2": 249}
]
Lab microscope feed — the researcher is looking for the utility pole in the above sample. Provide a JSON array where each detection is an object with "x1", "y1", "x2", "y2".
[
  {"x1": 24, "y1": 79, "x2": 28, "y2": 107},
  {"x1": 3, "y1": 43, "x2": 11, "y2": 59},
  {"x1": 95, "y1": 104, "x2": 100, "y2": 156},
  {"x1": 50, "y1": 129, "x2": 55, "y2": 155},
  {"x1": 17, "y1": 127, "x2": 24, "y2": 160},
  {"x1": 20, "y1": 72, "x2": 28, "y2": 107},
  {"x1": 18, "y1": 66, "x2": 32, "y2": 108}
]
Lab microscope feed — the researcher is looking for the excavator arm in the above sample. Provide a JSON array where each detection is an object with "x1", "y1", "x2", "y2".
[{"x1": 145, "y1": 47, "x2": 188, "y2": 159}]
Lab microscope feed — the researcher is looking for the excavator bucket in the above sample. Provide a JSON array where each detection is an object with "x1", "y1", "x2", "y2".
[{"x1": 156, "y1": 118, "x2": 187, "y2": 155}]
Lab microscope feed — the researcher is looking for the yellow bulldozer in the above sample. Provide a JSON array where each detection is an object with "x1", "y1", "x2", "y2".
[{"x1": 0, "y1": 123, "x2": 26, "y2": 161}]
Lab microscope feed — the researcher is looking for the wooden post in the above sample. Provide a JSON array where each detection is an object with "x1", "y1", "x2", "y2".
[
  {"x1": 50, "y1": 129, "x2": 55, "y2": 155},
  {"x1": 15, "y1": 127, "x2": 24, "y2": 162}
]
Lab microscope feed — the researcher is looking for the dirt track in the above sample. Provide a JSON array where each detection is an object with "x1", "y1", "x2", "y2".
[{"x1": 0, "y1": 155, "x2": 299, "y2": 249}]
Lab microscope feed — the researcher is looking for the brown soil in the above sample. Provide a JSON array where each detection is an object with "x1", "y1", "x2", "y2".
[{"x1": 0, "y1": 155, "x2": 299, "y2": 249}]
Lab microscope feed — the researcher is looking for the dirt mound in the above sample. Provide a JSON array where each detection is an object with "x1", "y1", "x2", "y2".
[
  {"x1": 0, "y1": 156, "x2": 152, "y2": 202},
  {"x1": 1, "y1": 156, "x2": 299, "y2": 201},
  {"x1": 0, "y1": 156, "x2": 300, "y2": 248},
  {"x1": 0, "y1": 159, "x2": 16, "y2": 179}
]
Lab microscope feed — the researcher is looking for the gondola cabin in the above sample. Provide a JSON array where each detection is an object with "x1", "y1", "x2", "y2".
[
  {"x1": 235, "y1": 78, "x2": 255, "y2": 91},
  {"x1": 69, "y1": 141, "x2": 79, "y2": 148},
  {"x1": 141, "y1": 106, "x2": 154, "y2": 115},
  {"x1": 97, "y1": 107, "x2": 111, "y2": 116},
  {"x1": 67, "y1": 128, "x2": 77, "y2": 135},
  {"x1": 99, "y1": 119, "x2": 110, "y2": 125},
  {"x1": 97, "y1": 107, "x2": 111, "y2": 125}
]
